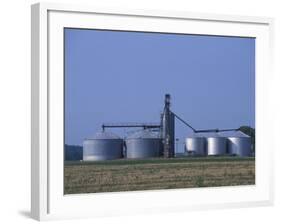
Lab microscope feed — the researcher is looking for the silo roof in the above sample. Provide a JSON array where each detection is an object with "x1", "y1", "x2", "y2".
[
  {"x1": 201, "y1": 132, "x2": 221, "y2": 138},
  {"x1": 187, "y1": 132, "x2": 206, "y2": 138},
  {"x1": 187, "y1": 130, "x2": 250, "y2": 138},
  {"x1": 126, "y1": 129, "x2": 160, "y2": 139},
  {"x1": 204, "y1": 132, "x2": 223, "y2": 138},
  {"x1": 86, "y1": 131, "x2": 121, "y2": 140},
  {"x1": 218, "y1": 130, "x2": 250, "y2": 138}
]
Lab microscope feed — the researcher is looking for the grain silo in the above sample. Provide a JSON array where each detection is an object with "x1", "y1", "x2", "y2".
[
  {"x1": 83, "y1": 131, "x2": 123, "y2": 161},
  {"x1": 226, "y1": 131, "x2": 251, "y2": 156},
  {"x1": 185, "y1": 133, "x2": 206, "y2": 156},
  {"x1": 206, "y1": 133, "x2": 227, "y2": 156},
  {"x1": 125, "y1": 130, "x2": 161, "y2": 159}
]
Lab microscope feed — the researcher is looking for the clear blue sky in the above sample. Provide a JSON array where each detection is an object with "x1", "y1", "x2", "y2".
[{"x1": 65, "y1": 28, "x2": 255, "y2": 152}]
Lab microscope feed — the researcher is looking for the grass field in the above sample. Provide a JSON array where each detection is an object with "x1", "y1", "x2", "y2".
[{"x1": 64, "y1": 157, "x2": 255, "y2": 194}]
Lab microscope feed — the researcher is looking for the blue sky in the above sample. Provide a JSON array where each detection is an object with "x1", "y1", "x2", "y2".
[{"x1": 64, "y1": 28, "x2": 255, "y2": 151}]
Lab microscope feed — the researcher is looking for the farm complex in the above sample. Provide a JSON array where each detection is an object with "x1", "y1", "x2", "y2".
[{"x1": 64, "y1": 94, "x2": 255, "y2": 194}]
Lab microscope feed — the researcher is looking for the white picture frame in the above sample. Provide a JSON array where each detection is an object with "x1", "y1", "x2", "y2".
[{"x1": 31, "y1": 2, "x2": 274, "y2": 221}]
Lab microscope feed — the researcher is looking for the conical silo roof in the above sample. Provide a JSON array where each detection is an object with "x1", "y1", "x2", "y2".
[
  {"x1": 86, "y1": 131, "x2": 121, "y2": 140},
  {"x1": 201, "y1": 132, "x2": 221, "y2": 138},
  {"x1": 187, "y1": 132, "x2": 205, "y2": 138},
  {"x1": 126, "y1": 129, "x2": 160, "y2": 139},
  {"x1": 218, "y1": 130, "x2": 250, "y2": 138}
]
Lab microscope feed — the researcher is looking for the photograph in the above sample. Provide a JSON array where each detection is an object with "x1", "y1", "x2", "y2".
[{"x1": 63, "y1": 28, "x2": 255, "y2": 195}]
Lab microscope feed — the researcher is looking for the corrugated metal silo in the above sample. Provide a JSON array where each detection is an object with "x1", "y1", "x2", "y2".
[
  {"x1": 185, "y1": 136, "x2": 206, "y2": 156},
  {"x1": 227, "y1": 131, "x2": 251, "y2": 156},
  {"x1": 83, "y1": 131, "x2": 123, "y2": 161},
  {"x1": 206, "y1": 133, "x2": 227, "y2": 156},
  {"x1": 125, "y1": 130, "x2": 161, "y2": 159}
]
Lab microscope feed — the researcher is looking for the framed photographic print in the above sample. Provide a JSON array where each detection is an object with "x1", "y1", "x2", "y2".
[{"x1": 31, "y1": 2, "x2": 274, "y2": 221}]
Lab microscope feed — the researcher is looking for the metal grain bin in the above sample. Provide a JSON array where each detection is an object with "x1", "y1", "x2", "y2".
[
  {"x1": 83, "y1": 131, "x2": 123, "y2": 161},
  {"x1": 227, "y1": 131, "x2": 251, "y2": 156},
  {"x1": 185, "y1": 136, "x2": 206, "y2": 156},
  {"x1": 125, "y1": 130, "x2": 161, "y2": 159},
  {"x1": 206, "y1": 133, "x2": 227, "y2": 156}
]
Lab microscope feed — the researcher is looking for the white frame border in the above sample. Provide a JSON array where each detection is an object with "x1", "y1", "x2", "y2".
[{"x1": 31, "y1": 2, "x2": 274, "y2": 221}]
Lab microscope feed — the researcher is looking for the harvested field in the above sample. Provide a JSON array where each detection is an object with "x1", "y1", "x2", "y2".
[{"x1": 64, "y1": 157, "x2": 255, "y2": 194}]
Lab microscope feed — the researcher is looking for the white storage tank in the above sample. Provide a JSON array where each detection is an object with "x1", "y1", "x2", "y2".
[
  {"x1": 125, "y1": 130, "x2": 161, "y2": 159},
  {"x1": 83, "y1": 131, "x2": 123, "y2": 161},
  {"x1": 206, "y1": 133, "x2": 227, "y2": 156},
  {"x1": 226, "y1": 131, "x2": 251, "y2": 156},
  {"x1": 185, "y1": 133, "x2": 206, "y2": 156}
]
